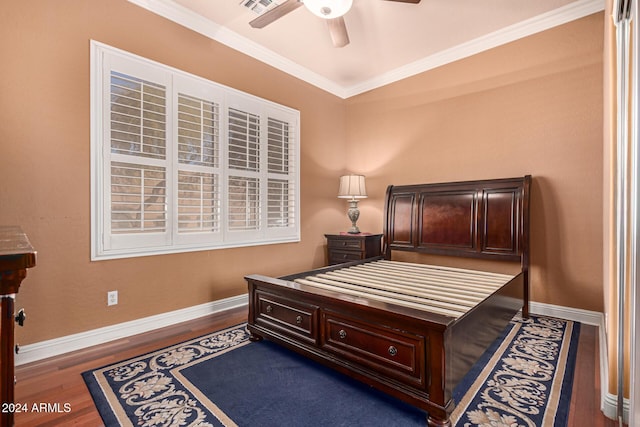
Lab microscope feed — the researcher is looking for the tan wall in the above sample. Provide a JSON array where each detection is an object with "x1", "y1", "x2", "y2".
[
  {"x1": 346, "y1": 13, "x2": 605, "y2": 311},
  {"x1": 1, "y1": 0, "x2": 347, "y2": 344},
  {"x1": 1, "y1": 1, "x2": 605, "y2": 346}
]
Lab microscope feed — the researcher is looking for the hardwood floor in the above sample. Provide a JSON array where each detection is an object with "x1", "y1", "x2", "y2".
[
  {"x1": 13, "y1": 307, "x2": 621, "y2": 426},
  {"x1": 567, "y1": 322, "x2": 623, "y2": 427}
]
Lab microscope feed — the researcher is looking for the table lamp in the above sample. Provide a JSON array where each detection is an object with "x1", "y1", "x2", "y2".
[{"x1": 338, "y1": 174, "x2": 367, "y2": 234}]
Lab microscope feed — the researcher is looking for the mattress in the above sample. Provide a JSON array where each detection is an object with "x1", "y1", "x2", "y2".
[{"x1": 294, "y1": 259, "x2": 516, "y2": 318}]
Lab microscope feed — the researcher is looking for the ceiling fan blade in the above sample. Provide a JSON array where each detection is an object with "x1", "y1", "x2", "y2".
[
  {"x1": 327, "y1": 17, "x2": 350, "y2": 48},
  {"x1": 249, "y1": 0, "x2": 303, "y2": 29},
  {"x1": 383, "y1": 0, "x2": 421, "y2": 3}
]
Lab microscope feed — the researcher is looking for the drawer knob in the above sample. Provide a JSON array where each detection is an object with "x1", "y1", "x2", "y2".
[
  {"x1": 388, "y1": 346, "x2": 398, "y2": 356},
  {"x1": 266, "y1": 305, "x2": 273, "y2": 313},
  {"x1": 15, "y1": 309, "x2": 26, "y2": 327},
  {"x1": 296, "y1": 315, "x2": 302, "y2": 324},
  {"x1": 338, "y1": 329, "x2": 347, "y2": 339}
]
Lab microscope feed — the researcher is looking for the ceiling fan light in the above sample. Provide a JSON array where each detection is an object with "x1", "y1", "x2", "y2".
[{"x1": 303, "y1": 0, "x2": 353, "y2": 19}]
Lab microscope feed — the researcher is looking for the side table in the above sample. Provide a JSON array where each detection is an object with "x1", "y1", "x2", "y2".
[{"x1": 325, "y1": 233, "x2": 382, "y2": 265}]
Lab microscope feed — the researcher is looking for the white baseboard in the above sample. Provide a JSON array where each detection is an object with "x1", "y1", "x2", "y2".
[
  {"x1": 530, "y1": 301, "x2": 629, "y2": 424},
  {"x1": 15, "y1": 294, "x2": 248, "y2": 366},
  {"x1": 529, "y1": 301, "x2": 603, "y2": 325},
  {"x1": 602, "y1": 392, "x2": 631, "y2": 423},
  {"x1": 10, "y1": 299, "x2": 606, "y2": 364}
]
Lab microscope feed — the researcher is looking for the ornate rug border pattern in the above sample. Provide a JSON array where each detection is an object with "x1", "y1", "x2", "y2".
[
  {"x1": 83, "y1": 324, "x2": 251, "y2": 426},
  {"x1": 451, "y1": 316, "x2": 580, "y2": 427}
]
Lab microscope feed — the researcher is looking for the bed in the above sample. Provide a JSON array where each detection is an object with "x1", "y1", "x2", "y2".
[{"x1": 245, "y1": 176, "x2": 531, "y2": 427}]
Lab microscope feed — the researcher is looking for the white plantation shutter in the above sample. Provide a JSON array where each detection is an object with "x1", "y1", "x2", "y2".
[
  {"x1": 110, "y1": 162, "x2": 166, "y2": 233},
  {"x1": 110, "y1": 71, "x2": 167, "y2": 160},
  {"x1": 267, "y1": 118, "x2": 289, "y2": 174},
  {"x1": 228, "y1": 176, "x2": 260, "y2": 230},
  {"x1": 104, "y1": 65, "x2": 171, "y2": 252},
  {"x1": 175, "y1": 91, "x2": 222, "y2": 244},
  {"x1": 109, "y1": 73, "x2": 168, "y2": 235},
  {"x1": 177, "y1": 171, "x2": 219, "y2": 232},
  {"x1": 267, "y1": 117, "x2": 295, "y2": 230},
  {"x1": 228, "y1": 108, "x2": 260, "y2": 172},
  {"x1": 268, "y1": 179, "x2": 292, "y2": 227},
  {"x1": 224, "y1": 103, "x2": 298, "y2": 240},
  {"x1": 177, "y1": 94, "x2": 219, "y2": 168},
  {"x1": 227, "y1": 107, "x2": 262, "y2": 236},
  {"x1": 92, "y1": 42, "x2": 299, "y2": 260}
]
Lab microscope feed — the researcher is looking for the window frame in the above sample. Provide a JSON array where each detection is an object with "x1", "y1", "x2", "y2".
[{"x1": 90, "y1": 41, "x2": 300, "y2": 260}]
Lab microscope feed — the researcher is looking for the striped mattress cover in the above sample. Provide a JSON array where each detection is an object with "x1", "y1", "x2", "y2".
[{"x1": 294, "y1": 259, "x2": 517, "y2": 319}]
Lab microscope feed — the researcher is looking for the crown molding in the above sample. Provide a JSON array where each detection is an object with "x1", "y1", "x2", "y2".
[
  {"x1": 129, "y1": 0, "x2": 604, "y2": 99},
  {"x1": 343, "y1": 0, "x2": 605, "y2": 97}
]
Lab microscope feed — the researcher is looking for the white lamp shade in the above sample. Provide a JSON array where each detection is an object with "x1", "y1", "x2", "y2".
[
  {"x1": 338, "y1": 175, "x2": 367, "y2": 199},
  {"x1": 304, "y1": 0, "x2": 353, "y2": 19}
]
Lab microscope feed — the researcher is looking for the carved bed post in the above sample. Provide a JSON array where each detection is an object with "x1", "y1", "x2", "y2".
[
  {"x1": 521, "y1": 175, "x2": 532, "y2": 318},
  {"x1": 382, "y1": 184, "x2": 394, "y2": 260}
]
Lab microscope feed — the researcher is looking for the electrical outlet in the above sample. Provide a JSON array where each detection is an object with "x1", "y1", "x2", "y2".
[{"x1": 107, "y1": 290, "x2": 118, "y2": 306}]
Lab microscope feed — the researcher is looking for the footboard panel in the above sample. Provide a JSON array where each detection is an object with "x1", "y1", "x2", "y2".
[
  {"x1": 253, "y1": 289, "x2": 320, "y2": 345},
  {"x1": 322, "y1": 309, "x2": 427, "y2": 388},
  {"x1": 246, "y1": 274, "x2": 454, "y2": 425}
]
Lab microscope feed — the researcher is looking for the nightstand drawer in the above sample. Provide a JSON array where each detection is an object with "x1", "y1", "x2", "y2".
[
  {"x1": 329, "y1": 250, "x2": 364, "y2": 264},
  {"x1": 328, "y1": 238, "x2": 365, "y2": 250}
]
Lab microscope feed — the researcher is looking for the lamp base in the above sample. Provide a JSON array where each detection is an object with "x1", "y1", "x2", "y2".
[{"x1": 346, "y1": 199, "x2": 361, "y2": 234}]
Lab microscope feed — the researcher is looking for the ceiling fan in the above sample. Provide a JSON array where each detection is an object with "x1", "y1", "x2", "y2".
[{"x1": 249, "y1": 0, "x2": 422, "y2": 48}]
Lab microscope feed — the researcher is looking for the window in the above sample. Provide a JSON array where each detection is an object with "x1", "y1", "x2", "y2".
[{"x1": 91, "y1": 41, "x2": 300, "y2": 260}]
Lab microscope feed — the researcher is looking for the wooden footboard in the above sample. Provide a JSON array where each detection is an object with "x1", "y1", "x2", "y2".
[
  {"x1": 246, "y1": 264, "x2": 524, "y2": 426},
  {"x1": 246, "y1": 272, "x2": 452, "y2": 425}
]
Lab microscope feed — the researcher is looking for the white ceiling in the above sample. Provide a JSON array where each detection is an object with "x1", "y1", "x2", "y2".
[{"x1": 129, "y1": 0, "x2": 604, "y2": 98}]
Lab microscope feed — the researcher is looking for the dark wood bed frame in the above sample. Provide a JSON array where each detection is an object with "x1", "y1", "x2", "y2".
[{"x1": 245, "y1": 176, "x2": 531, "y2": 427}]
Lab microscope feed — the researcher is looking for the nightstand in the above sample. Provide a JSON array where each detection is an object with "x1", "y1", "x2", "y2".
[{"x1": 325, "y1": 233, "x2": 383, "y2": 265}]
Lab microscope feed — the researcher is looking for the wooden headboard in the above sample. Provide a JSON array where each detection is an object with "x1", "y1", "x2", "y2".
[{"x1": 383, "y1": 176, "x2": 531, "y2": 269}]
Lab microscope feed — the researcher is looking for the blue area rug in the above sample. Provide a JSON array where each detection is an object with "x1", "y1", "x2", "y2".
[{"x1": 83, "y1": 315, "x2": 580, "y2": 426}]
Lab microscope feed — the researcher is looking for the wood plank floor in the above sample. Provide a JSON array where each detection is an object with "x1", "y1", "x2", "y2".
[{"x1": 13, "y1": 307, "x2": 622, "y2": 426}]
